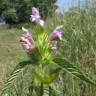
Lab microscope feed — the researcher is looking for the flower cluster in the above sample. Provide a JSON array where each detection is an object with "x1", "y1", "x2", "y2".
[
  {"x1": 21, "y1": 7, "x2": 63, "y2": 54},
  {"x1": 21, "y1": 27, "x2": 34, "y2": 53},
  {"x1": 49, "y1": 25, "x2": 63, "y2": 53},
  {"x1": 30, "y1": 7, "x2": 44, "y2": 27}
]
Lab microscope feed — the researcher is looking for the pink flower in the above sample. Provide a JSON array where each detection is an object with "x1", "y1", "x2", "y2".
[
  {"x1": 30, "y1": 15, "x2": 40, "y2": 22},
  {"x1": 49, "y1": 25, "x2": 63, "y2": 41},
  {"x1": 32, "y1": 7, "x2": 40, "y2": 16},
  {"x1": 36, "y1": 19, "x2": 44, "y2": 27},
  {"x1": 30, "y1": 7, "x2": 44, "y2": 27},
  {"x1": 51, "y1": 41, "x2": 58, "y2": 54},
  {"x1": 21, "y1": 36, "x2": 29, "y2": 43},
  {"x1": 22, "y1": 27, "x2": 33, "y2": 43},
  {"x1": 22, "y1": 44, "x2": 32, "y2": 51},
  {"x1": 52, "y1": 31, "x2": 62, "y2": 39},
  {"x1": 21, "y1": 27, "x2": 33, "y2": 52}
]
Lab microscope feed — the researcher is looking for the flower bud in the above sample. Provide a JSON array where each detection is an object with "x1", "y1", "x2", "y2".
[
  {"x1": 49, "y1": 25, "x2": 63, "y2": 41},
  {"x1": 36, "y1": 19, "x2": 44, "y2": 27},
  {"x1": 51, "y1": 41, "x2": 58, "y2": 54}
]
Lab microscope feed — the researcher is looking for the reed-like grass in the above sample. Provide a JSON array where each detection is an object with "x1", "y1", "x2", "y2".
[{"x1": 45, "y1": 8, "x2": 96, "y2": 96}]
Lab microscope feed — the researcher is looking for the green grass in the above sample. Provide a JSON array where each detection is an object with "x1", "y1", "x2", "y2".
[
  {"x1": 0, "y1": 8, "x2": 96, "y2": 96},
  {"x1": 0, "y1": 25, "x2": 28, "y2": 90},
  {"x1": 46, "y1": 9, "x2": 96, "y2": 96}
]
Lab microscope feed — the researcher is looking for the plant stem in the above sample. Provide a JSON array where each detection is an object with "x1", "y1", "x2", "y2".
[
  {"x1": 49, "y1": 86, "x2": 52, "y2": 96},
  {"x1": 40, "y1": 83, "x2": 44, "y2": 96}
]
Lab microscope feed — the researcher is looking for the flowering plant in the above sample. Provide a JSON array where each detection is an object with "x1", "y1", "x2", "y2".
[{"x1": 1, "y1": 7, "x2": 96, "y2": 96}]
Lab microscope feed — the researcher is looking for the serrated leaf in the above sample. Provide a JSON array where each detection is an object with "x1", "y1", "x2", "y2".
[{"x1": 53, "y1": 57, "x2": 96, "y2": 86}]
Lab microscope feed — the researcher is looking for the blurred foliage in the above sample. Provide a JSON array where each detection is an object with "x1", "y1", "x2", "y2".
[
  {"x1": 0, "y1": 0, "x2": 57, "y2": 24},
  {"x1": 30, "y1": 0, "x2": 57, "y2": 19},
  {"x1": 2, "y1": 8, "x2": 16, "y2": 24}
]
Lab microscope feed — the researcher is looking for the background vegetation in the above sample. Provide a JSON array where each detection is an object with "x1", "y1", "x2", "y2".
[
  {"x1": 0, "y1": 0, "x2": 57, "y2": 23},
  {"x1": 0, "y1": 0, "x2": 96, "y2": 96}
]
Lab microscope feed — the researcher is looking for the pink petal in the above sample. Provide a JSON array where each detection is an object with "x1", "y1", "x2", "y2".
[
  {"x1": 30, "y1": 7, "x2": 45, "y2": 27},
  {"x1": 22, "y1": 44, "x2": 32, "y2": 50},
  {"x1": 53, "y1": 30, "x2": 62, "y2": 39},
  {"x1": 22, "y1": 33, "x2": 32, "y2": 41},
  {"x1": 21, "y1": 37, "x2": 29, "y2": 42},
  {"x1": 36, "y1": 19, "x2": 44, "y2": 27},
  {"x1": 30, "y1": 15, "x2": 40, "y2": 22},
  {"x1": 22, "y1": 44, "x2": 30, "y2": 50},
  {"x1": 32, "y1": 7, "x2": 39, "y2": 16},
  {"x1": 51, "y1": 41, "x2": 57, "y2": 54},
  {"x1": 51, "y1": 46, "x2": 57, "y2": 50},
  {"x1": 21, "y1": 37, "x2": 32, "y2": 45}
]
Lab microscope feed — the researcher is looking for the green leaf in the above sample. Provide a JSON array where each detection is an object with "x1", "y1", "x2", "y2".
[
  {"x1": 35, "y1": 26, "x2": 44, "y2": 34},
  {"x1": 48, "y1": 68, "x2": 61, "y2": 83},
  {"x1": 11, "y1": 60, "x2": 32, "y2": 75},
  {"x1": 0, "y1": 60, "x2": 32, "y2": 95},
  {"x1": 53, "y1": 57, "x2": 96, "y2": 86}
]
